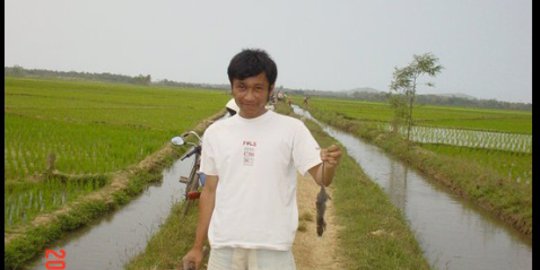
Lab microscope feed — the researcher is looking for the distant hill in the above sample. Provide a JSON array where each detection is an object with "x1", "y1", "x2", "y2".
[
  {"x1": 437, "y1": 93, "x2": 477, "y2": 100},
  {"x1": 346, "y1": 88, "x2": 479, "y2": 101},
  {"x1": 347, "y1": 87, "x2": 381, "y2": 94}
]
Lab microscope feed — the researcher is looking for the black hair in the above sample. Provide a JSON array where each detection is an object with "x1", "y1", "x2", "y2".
[{"x1": 227, "y1": 49, "x2": 278, "y2": 88}]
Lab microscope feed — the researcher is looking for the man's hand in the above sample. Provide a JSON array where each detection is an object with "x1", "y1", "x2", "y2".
[
  {"x1": 182, "y1": 175, "x2": 218, "y2": 270},
  {"x1": 309, "y1": 144, "x2": 342, "y2": 186},
  {"x1": 321, "y1": 144, "x2": 342, "y2": 168},
  {"x1": 182, "y1": 248, "x2": 203, "y2": 270}
]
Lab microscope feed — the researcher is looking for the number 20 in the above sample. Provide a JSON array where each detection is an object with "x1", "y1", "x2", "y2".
[{"x1": 45, "y1": 249, "x2": 65, "y2": 270}]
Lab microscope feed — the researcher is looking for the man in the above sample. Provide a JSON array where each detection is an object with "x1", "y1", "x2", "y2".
[{"x1": 183, "y1": 48, "x2": 342, "y2": 270}]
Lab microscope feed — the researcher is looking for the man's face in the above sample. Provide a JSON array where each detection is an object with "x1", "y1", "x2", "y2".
[{"x1": 231, "y1": 72, "x2": 273, "y2": 119}]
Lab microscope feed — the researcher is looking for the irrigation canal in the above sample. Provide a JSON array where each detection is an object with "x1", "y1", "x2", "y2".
[
  {"x1": 27, "y1": 108, "x2": 531, "y2": 269},
  {"x1": 292, "y1": 105, "x2": 531, "y2": 270}
]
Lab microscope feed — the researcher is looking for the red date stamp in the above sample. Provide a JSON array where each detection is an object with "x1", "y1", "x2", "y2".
[{"x1": 45, "y1": 249, "x2": 66, "y2": 270}]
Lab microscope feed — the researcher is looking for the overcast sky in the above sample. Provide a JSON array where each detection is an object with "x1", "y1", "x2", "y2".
[{"x1": 5, "y1": 0, "x2": 532, "y2": 103}]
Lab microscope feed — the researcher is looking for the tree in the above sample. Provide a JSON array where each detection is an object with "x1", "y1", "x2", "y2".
[
  {"x1": 133, "y1": 74, "x2": 151, "y2": 85},
  {"x1": 389, "y1": 53, "x2": 443, "y2": 141}
]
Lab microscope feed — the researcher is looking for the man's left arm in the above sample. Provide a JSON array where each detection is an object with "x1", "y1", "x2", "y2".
[{"x1": 308, "y1": 144, "x2": 342, "y2": 186}]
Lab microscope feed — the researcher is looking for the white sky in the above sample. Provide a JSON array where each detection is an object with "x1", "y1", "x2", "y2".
[{"x1": 5, "y1": 0, "x2": 532, "y2": 103}]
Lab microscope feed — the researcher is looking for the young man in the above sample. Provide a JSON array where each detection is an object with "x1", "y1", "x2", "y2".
[{"x1": 183, "y1": 49, "x2": 342, "y2": 270}]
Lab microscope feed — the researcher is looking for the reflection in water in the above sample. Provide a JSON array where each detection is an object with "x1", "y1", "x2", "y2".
[
  {"x1": 292, "y1": 105, "x2": 531, "y2": 270},
  {"x1": 388, "y1": 161, "x2": 407, "y2": 212}
]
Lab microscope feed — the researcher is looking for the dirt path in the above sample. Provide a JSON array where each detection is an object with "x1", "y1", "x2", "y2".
[{"x1": 293, "y1": 173, "x2": 345, "y2": 270}]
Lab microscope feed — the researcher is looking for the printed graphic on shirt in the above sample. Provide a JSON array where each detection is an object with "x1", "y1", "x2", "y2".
[{"x1": 243, "y1": 140, "x2": 257, "y2": 166}]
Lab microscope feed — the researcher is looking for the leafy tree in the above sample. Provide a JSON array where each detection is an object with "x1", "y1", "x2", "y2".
[
  {"x1": 132, "y1": 74, "x2": 151, "y2": 85},
  {"x1": 11, "y1": 65, "x2": 25, "y2": 76},
  {"x1": 389, "y1": 53, "x2": 443, "y2": 141}
]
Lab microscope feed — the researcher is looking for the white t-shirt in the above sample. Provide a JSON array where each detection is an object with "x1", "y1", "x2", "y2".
[
  {"x1": 200, "y1": 110, "x2": 321, "y2": 251},
  {"x1": 225, "y1": 98, "x2": 240, "y2": 113}
]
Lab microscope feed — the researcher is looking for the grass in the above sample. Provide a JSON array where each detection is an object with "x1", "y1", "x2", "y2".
[
  {"x1": 4, "y1": 114, "x2": 165, "y2": 179},
  {"x1": 421, "y1": 144, "x2": 532, "y2": 182},
  {"x1": 5, "y1": 76, "x2": 230, "y2": 181},
  {"x1": 4, "y1": 175, "x2": 109, "y2": 230},
  {"x1": 4, "y1": 76, "x2": 228, "y2": 227}
]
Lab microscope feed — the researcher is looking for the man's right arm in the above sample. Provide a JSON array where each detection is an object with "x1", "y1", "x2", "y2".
[{"x1": 182, "y1": 175, "x2": 218, "y2": 269}]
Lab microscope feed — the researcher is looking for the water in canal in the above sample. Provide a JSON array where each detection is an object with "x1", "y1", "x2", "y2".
[{"x1": 292, "y1": 105, "x2": 531, "y2": 270}]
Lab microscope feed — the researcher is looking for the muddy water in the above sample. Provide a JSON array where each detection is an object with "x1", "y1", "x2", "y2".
[
  {"x1": 292, "y1": 105, "x2": 531, "y2": 270},
  {"x1": 28, "y1": 156, "x2": 195, "y2": 270}
]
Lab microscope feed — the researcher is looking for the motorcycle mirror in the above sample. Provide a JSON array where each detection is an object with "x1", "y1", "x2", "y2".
[{"x1": 171, "y1": 136, "x2": 185, "y2": 146}]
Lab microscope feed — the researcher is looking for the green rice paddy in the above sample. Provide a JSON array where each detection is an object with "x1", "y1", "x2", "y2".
[{"x1": 5, "y1": 77, "x2": 229, "y2": 229}]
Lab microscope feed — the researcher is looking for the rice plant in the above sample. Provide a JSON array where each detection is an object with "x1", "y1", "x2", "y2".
[
  {"x1": 5, "y1": 77, "x2": 229, "y2": 181},
  {"x1": 4, "y1": 176, "x2": 109, "y2": 229},
  {"x1": 381, "y1": 124, "x2": 532, "y2": 153},
  {"x1": 5, "y1": 77, "x2": 230, "y2": 229}
]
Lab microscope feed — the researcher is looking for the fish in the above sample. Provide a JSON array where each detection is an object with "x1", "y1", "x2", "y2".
[{"x1": 316, "y1": 185, "x2": 330, "y2": 236}]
